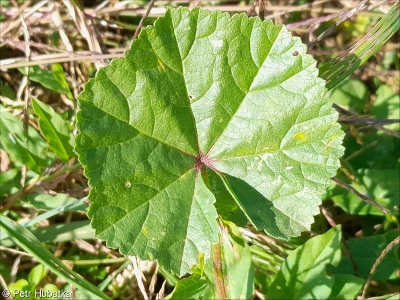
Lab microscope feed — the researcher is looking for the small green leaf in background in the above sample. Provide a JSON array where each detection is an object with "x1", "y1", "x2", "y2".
[
  {"x1": 7, "y1": 279, "x2": 33, "y2": 300},
  {"x1": 204, "y1": 221, "x2": 254, "y2": 299},
  {"x1": 165, "y1": 273, "x2": 209, "y2": 300},
  {"x1": 51, "y1": 63, "x2": 74, "y2": 99},
  {"x1": 329, "y1": 78, "x2": 368, "y2": 112},
  {"x1": 0, "y1": 262, "x2": 11, "y2": 283},
  {"x1": 341, "y1": 132, "x2": 399, "y2": 170},
  {"x1": 0, "y1": 106, "x2": 53, "y2": 174},
  {"x1": 331, "y1": 164, "x2": 399, "y2": 215},
  {"x1": 328, "y1": 274, "x2": 365, "y2": 300},
  {"x1": 381, "y1": 49, "x2": 399, "y2": 70},
  {"x1": 0, "y1": 168, "x2": 21, "y2": 196},
  {"x1": 28, "y1": 264, "x2": 47, "y2": 288},
  {"x1": 20, "y1": 193, "x2": 80, "y2": 211},
  {"x1": 32, "y1": 97, "x2": 75, "y2": 162},
  {"x1": 341, "y1": 15, "x2": 373, "y2": 40},
  {"x1": 18, "y1": 64, "x2": 72, "y2": 98},
  {"x1": 331, "y1": 229, "x2": 400, "y2": 280},
  {"x1": 75, "y1": 7, "x2": 344, "y2": 275},
  {"x1": 42, "y1": 283, "x2": 60, "y2": 300},
  {"x1": 266, "y1": 226, "x2": 364, "y2": 299},
  {"x1": 372, "y1": 84, "x2": 400, "y2": 131},
  {"x1": 0, "y1": 81, "x2": 16, "y2": 99}
]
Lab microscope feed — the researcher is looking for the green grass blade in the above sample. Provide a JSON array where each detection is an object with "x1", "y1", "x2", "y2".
[
  {"x1": 0, "y1": 215, "x2": 110, "y2": 300},
  {"x1": 23, "y1": 196, "x2": 87, "y2": 227},
  {"x1": 1, "y1": 220, "x2": 94, "y2": 247},
  {"x1": 320, "y1": 2, "x2": 400, "y2": 90},
  {"x1": 0, "y1": 197, "x2": 87, "y2": 242}
]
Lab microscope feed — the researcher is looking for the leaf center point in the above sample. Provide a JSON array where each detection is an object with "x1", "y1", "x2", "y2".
[{"x1": 194, "y1": 153, "x2": 215, "y2": 171}]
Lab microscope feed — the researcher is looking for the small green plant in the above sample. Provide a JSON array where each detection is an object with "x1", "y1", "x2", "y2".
[{"x1": 7, "y1": 264, "x2": 59, "y2": 300}]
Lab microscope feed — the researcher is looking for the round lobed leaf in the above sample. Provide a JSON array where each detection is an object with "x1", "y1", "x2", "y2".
[{"x1": 75, "y1": 7, "x2": 344, "y2": 276}]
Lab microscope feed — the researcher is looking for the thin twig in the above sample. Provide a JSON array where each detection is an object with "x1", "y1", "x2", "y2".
[
  {"x1": 50, "y1": 3, "x2": 74, "y2": 52},
  {"x1": 288, "y1": 12, "x2": 341, "y2": 28},
  {"x1": 357, "y1": 124, "x2": 400, "y2": 139},
  {"x1": 339, "y1": 118, "x2": 400, "y2": 125},
  {"x1": 258, "y1": 0, "x2": 265, "y2": 20},
  {"x1": 264, "y1": 0, "x2": 331, "y2": 21},
  {"x1": 0, "y1": 273, "x2": 10, "y2": 298},
  {"x1": 62, "y1": 0, "x2": 106, "y2": 68},
  {"x1": 309, "y1": 0, "x2": 370, "y2": 48},
  {"x1": 360, "y1": 236, "x2": 400, "y2": 299},
  {"x1": 331, "y1": 177, "x2": 390, "y2": 214},
  {"x1": 363, "y1": 293, "x2": 400, "y2": 300},
  {"x1": 133, "y1": 0, "x2": 156, "y2": 40},
  {"x1": 0, "y1": 246, "x2": 33, "y2": 257},
  {"x1": 246, "y1": 0, "x2": 257, "y2": 16},
  {"x1": 0, "y1": 0, "x2": 47, "y2": 37},
  {"x1": 148, "y1": 263, "x2": 158, "y2": 299},
  {"x1": 288, "y1": 0, "x2": 390, "y2": 29},
  {"x1": 341, "y1": 238, "x2": 359, "y2": 277},
  {"x1": 320, "y1": 206, "x2": 337, "y2": 227},
  {"x1": 155, "y1": 280, "x2": 166, "y2": 300},
  {"x1": 0, "y1": 52, "x2": 124, "y2": 70},
  {"x1": 10, "y1": 255, "x2": 22, "y2": 283},
  {"x1": 20, "y1": 15, "x2": 30, "y2": 132},
  {"x1": 131, "y1": 257, "x2": 149, "y2": 300},
  {"x1": 212, "y1": 242, "x2": 227, "y2": 300},
  {"x1": 334, "y1": 103, "x2": 400, "y2": 139}
]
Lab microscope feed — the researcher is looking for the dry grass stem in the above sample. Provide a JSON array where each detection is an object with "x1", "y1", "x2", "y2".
[
  {"x1": 331, "y1": 177, "x2": 390, "y2": 214},
  {"x1": 360, "y1": 236, "x2": 400, "y2": 299}
]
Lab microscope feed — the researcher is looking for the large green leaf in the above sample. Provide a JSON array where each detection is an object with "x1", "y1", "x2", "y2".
[{"x1": 75, "y1": 7, "x2": 344, "y2": 276}]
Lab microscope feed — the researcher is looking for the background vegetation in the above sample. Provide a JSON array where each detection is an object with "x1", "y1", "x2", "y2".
[{"x1": 0, "y1": 0, "x2": 399, "y2": 299}]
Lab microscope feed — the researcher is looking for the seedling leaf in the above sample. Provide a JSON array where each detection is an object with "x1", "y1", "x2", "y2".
[
  {"x1": 0, "y1": 106, "x2": 52, "y2": 173},
  {"x1": 32, "y1": 97, "x2": 75, "y2": 162}
]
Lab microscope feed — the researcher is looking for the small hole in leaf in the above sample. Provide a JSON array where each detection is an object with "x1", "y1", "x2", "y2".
[{"x1": 125, "y1": 181, "x2": 131, "y2": 188}]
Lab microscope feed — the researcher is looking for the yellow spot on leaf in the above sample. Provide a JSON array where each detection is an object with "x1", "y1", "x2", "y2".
[
  {"x1": 158, "y1": 58, "x2": 166, "y2": 72},
  {"x1": 294, "y1": 132, "x2": 306, "y2": 141}
]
